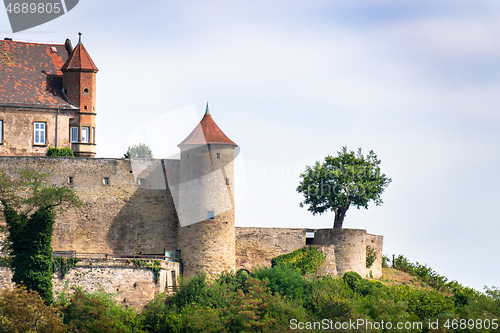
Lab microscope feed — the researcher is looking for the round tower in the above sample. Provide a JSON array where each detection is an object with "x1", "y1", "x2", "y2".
[
  {"x1": 61, "y1": 33, "x2": 98, "y2": 158},
  {"x1": 177, "y1": 104, "x2": 237, "y2": 277}
]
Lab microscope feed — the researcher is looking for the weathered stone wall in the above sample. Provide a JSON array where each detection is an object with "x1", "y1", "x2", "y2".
[
  {"x1": 0, "y1": 157, "x2": 179, "y2": 255},
  {"x1": 52, "y1": 258, "x2": 180, "y2": 308},
  {"x1": 366, "y1": 233, "x2": 384, "y2": 278},
  {"x1": 0, "y1": 258, "x2": 180, "y2": 308},
  {"x1": 0, "y1": 106, "x2": 74, "y2": 156},
  {"x1": 313, "y1": 228, "x2": 375, "y2": 278},
  {"x1": 235, "y1": 227, "x2": 306, "y2": 270},
  {"x1": 0, "y1": 266, "x2": 13, "y2": 290},
  {"x1": 316, "y1": 245, "x2": 337, "y2": 276}
]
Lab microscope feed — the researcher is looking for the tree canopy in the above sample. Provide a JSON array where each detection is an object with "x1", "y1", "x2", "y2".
[
  {"x1": 296, "y1": 147, "x2": 391, "y2": 228},
  {"x1": 0, "y1": 169, "x2": 80, "y2": 304},
  {"x1": 124, "y1": 143, "x2": 153, "y2": 158}
]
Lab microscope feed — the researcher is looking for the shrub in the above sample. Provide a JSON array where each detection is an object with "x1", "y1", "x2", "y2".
[
  {"x1": 271, "y1": 246, "x2": 326, "y2": 275},
  {"x1": 0, "y1": 286, "x2": 67, "y2": 333},
  {"x1": 57, "y1": 286, "x2": 142, "y2": 333},
  {"x1": 366, "y1": 245, "x2": 377, "y2": 268},
  {"x1": 47, "y1": 146, "x2": 74, "y2": 157},
  {"x1": 251, "y1": 264, "x2": 313, "y2": 303}
]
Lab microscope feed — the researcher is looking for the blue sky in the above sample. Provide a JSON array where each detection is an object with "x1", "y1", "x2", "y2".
[{"x1": 2, "y1": 0, "x2": 499, "y2": 291}]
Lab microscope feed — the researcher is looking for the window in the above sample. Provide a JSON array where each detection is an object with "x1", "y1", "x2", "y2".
[
  {"x1": 226, "y1": 178, "x2": 229, "y2": 185},
  {"x1": 34, "y1": 122, "x2": 46, "y2": 145},
  {"x1": 70, "y1": 127, "x2": 78, "y2": 142},
  {"x1": 81, "y1": 127, "x2": 89, "y2": 143},
  {"x1": 0, "y1": 120, "x2": 3, "y2": 144},
  {"x1": 138, "y1": 178, "x2": 145, "y2": 186},
  {"x1": 207, "y1": 211, "x2": 214, "y2": 220},
  {"x1": 67, "y1": 176, "x2": 74, "y2": 184},
  {"x1": 103, "y1": 177, "x2": 110, "y2": 185},
  {"x1": 216, "y1": 153, "x2": 221, "y2": 159}
]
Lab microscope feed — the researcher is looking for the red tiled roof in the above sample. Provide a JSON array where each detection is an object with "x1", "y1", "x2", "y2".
[
  {"x1": 0, "y1": 39, "x2": 74, "y2": 108},
  {"x1": 179, "y1": 105, "x2": 237, "y2": 146},
  {"x1": 61, "y1": 42, "x2": 98, "y2": 72}
]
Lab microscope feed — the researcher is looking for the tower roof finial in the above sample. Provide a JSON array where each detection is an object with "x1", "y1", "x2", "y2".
[
  {"x1": 205, "y1": 102, "x2": 210, "y2": 115},
  {"x1": 78, "y1": 32, "x2": 82, "y2": 44}
]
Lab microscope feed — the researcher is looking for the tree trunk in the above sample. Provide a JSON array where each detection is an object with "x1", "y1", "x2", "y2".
[{"x1": 333, "y1": 205, "x2": 349, "y2": 228}]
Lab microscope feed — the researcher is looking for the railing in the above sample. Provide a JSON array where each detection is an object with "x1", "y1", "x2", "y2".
[{"x1": 52, "y1": 251, "x2": 181, "y2": 262}]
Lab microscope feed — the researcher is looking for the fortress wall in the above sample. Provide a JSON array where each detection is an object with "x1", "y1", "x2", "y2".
[
  {"x1": 52, "y1": 259, "x2": 180, "y2": 308},
  {"x1": 0, "y1": 157, "x2": 179, "y2": 255},
  {"x1": 314, "y1": 229, "x2": 368, "y2": 277},
  {"x1": 235, "y1": 227, "x2": 306, "y2": 270},
  {"x1": 0, "y1": 259, "x2": 180, "y2": 308},
  {"x1": 366, "y1": 233, "x2": 384, "y2": 278},
  {"x1": 0, "y1": 267, "x2": 13, "y2": 290},
  {"x1": 315, "y1": 245, "x2": 337, "y2": 276}
]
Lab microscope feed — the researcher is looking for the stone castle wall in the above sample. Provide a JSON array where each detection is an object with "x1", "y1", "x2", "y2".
[
  {"x1": 235, "y1": 227, "x2": 306, "y2": 270},
  {"x1": 0, "y1": 157, "x2": 179, "y2": 255},
  {"x1": 0, "y1": 258, "x2": 181, "y2": 308}
]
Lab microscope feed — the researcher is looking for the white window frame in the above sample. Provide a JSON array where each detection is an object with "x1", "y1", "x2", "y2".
[
  {"x1": 81, "y1": 127, "x2": 90, "y2": 143},
  {"x1": 70, "y1": 127, "x2": 78, "y2": 143},
  {"x1": 34, "y1": 122, "x2": 46, "y2": 145}
]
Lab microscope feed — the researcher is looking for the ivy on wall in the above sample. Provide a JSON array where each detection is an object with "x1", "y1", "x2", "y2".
[
  {"x1": 52, "y1": 257, "x2": 80, "y2": 279},
  {"x1": 127, "y1": 259, "x2": 161, "y2": 283}
]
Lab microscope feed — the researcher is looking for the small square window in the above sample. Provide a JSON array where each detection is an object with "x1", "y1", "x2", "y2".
[
  {"x1": 207, "y1": 211, "x2": 214, "y2": 220},
  {"x1": 103, "y1": 177, "x2": 110, "y2": 185},
  {"x1": 67, "y1": 176, "x2": 74, "y2": 184}
]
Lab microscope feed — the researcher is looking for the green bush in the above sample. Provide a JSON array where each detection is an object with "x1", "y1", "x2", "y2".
[
  {"x1": 0, "y1": 286, "x2": 67, "y2": 333},
  {"x1": 251, "y1": 264, "x2": 313, "y2": 303},
  {"x1": 57, "y1": 286, "x2": 143, "y2": 333},
  {"x1": 271, "y1": 246, "x2": 326, "y2": 275},
  {"x1": 366, "y1": 245, "x2": 377, "y2": 268},
  {"x1": 47, "y1": 146, "x2": 74, "y2": 157}
]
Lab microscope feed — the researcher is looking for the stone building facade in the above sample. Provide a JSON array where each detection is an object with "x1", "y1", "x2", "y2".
[{"x1": 0, "y1": 36, "x2": 383, "y2": 307}]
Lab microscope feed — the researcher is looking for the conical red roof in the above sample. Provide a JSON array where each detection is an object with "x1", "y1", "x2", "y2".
[
  {"x1": 61, "y1": 36, "x2": 98, "y2": 72},
  {"x1": 179, "y1": 105, "x2": 237, "y2": 146}
]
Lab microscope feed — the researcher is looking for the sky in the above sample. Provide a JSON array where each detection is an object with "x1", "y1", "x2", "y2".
[{"x1": 1, "y1": 0, "x2": 499, "y2": 291}]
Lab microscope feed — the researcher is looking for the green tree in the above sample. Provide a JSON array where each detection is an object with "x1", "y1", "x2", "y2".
[
  {"x1": 297, "y1": 147, "x2": 391, "y2": 228},
  {"x1": 0, "y1": 169, "x2": 80, "y2": 304},
  {"x1": 124, "y1": 143, "x2": 153, "y2": 158},
  {"x1": 0, "y1": 286, "x2": 68, "y2": 333}
]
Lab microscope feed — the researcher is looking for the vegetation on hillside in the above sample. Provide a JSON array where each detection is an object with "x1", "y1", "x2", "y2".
[{"x1": 0, "y1": 251, "x2": 498, "y2": 332}]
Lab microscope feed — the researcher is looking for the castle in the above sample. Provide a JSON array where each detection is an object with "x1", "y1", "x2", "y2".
[{"x1": 0, "y1": 36, "x2": 383, "y2": 307}]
